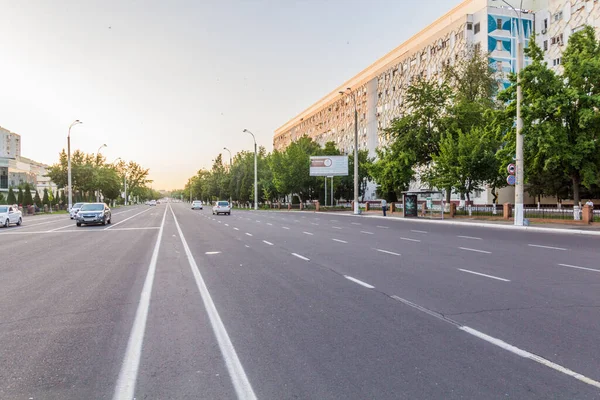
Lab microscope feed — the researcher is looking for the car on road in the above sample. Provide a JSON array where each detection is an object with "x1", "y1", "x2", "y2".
[
  {"x1": 212, "y1": 200, "x2": 231, "y2": 215},
  {"x1": 0, "y1": 205, "x2": 22, "y2": 227},
  {"x1": 191, "y1": 200, "x2": 203, "y2": 210},
  {"x1": 70, "y1": 202, "x2": 85, "y2": 219},
  {"x1": 75, "y1": 203, "x2": 111, "y2": 226},
  {"x1": 148, "y1": 200, "x2": 157, "y2": 206}
]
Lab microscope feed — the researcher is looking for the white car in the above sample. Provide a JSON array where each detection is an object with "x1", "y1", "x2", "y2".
[
  {"x1": 149, "y1": 200, "x2": 157, "y2": 206},
  {"x1": 70, "y1": 202, "x2": 84, "y2": 219},
  {"x1": 0, "y1": 205, "x2": 22, "y2": 227},
  {"x1": 191, "y1": 200, "x2": 203, "y2": 210},
  {"x1": 212, "y1": 200, "x2": 231, "y2": 215}
]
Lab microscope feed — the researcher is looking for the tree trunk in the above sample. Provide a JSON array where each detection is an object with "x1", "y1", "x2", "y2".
[
  {"x1": 572, "y1": 174, "x2": 581, "y2": 205},
  {"x1": 445, "y1": 187, "x2": 451, "y2": 204}
]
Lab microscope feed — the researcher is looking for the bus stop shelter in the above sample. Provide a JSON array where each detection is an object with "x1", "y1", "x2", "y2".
[{"x1": 402, "y1": 190, "x2": 444, "y2": 218}]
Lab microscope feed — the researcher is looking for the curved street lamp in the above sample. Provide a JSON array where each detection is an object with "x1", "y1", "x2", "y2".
[
  {"x1": 96, "y1": 144, "x2": 107, "y2": 201},
  {"x1": 339, "y1": 88, "x2": 359, "y2": 215},
  {"x1": 67, "y1": 120, "x2": 82, "y2": 210},
  {"x1": 242, "y1": 129, "x2": 258, "y2": 210}
]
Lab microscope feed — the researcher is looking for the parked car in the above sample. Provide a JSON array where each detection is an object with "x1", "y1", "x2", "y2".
[
  {"x1": 75, "y1": 203, "x2": 111, "y2": 226},
  {"x1": 70, "y1": 202, "x2": 85, "y2": 219},
  {"x1": 0, "y1": 205, "x2": 22, "y2": 227},
  {"x1": 191, "y1": 200, "x2": 203, "y2": 210},
  {"x1": 212, "y1": 200, "x2": 231, "y2": 215}
]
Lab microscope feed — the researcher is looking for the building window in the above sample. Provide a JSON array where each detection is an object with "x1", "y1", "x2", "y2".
[
  {"x1": 474, "y1": 42, "x2": 481, "y2": 54},
  {"x1": 554, "y1": 11, "x2": 563, "y2": 21},
  {"x1": 553, "y1": 58, "x2": 561, "y2": 66},
  {"x1": 474, "y1": 22, "x2": 480, "y2": 34},
  {"x1": 467, "y1": 22, "x2": 473, "y2": 30},
  {"x1": 497, "y1": 19, "x2": 502, "y2": 30},
  {"x1": 543, "y1": 18, "x2": 548, "y2": 30},
  {"x1": 543, "y1": 40, "x2": 548, "y2": 51}
]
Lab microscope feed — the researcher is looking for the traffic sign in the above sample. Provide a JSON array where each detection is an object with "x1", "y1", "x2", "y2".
[
  {"x1": 507, "y1": 164, "x2": 516, "y2": 175},
  {"x1": 507, "y1": 175, "x2": 516, "y2": 185}
]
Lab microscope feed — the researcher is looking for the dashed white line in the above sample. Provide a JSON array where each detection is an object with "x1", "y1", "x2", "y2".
[
  {"x1": 291, "y1": 253, "x2": 310, "y2": 261},
  {"x1": 225, "y1": 224, "x2": 229, "y2": 227},
  {"x1": 311, "y1": 222, "x2": 319, "y2": 226},
  {"x1": 459, "y1": 247, "x2": 491, "y2": 254},
  {"x1": 332, "y1": 226, "x2": 342, "y2": 230},
  {"x1": 351, "y1": 222, "x2": 362, "y2": 225},
  {"x1": 458, "y1": 268, "x2": 510, "y2": 282},
  {"x1": 105, "y1": 208, "x2": 153, "y2": 230},
  {"x1": 205, "y1": 251, "x2": 221, "y2": 255},
  {"x1": 332, "y1": 238, "x2": 348, "y2": 243},
  {"x1": 233, "y1": 227, "x2": 239, "y2": 231},
  {"x1": 266, "y1": 223, "x2": 273, "y2": 226},
  {"x1": 400, "y1": 237, "x2": 421, "y2": 243},
  {"x1": 46, "y1": 224, "x2": 74, "y2": 232},
  {"x1": 458, "y1": 235, "x2": 482, "y2": 240},
  {"x1": 360, "y1": 231, "x2": 374, "y2": 235},
  {"x1": 302, "y1": 231, "x2": 314, "y2": 236},
  {"x1": 245, "y1": 233, "x2": 253, "y2": 237},
  {"x1": 558, "y1": 263, "x2": 600, "y2": 273},
  {"x1": 282, "y1": 226, "x2": 290, "y2": 230},
  {"x1": 376, "y1": 225, "x2": 389, "y2": 229},
  {"x1": 528, "y1": 244, "x2": 567, "y2": 251},
  {"x1": 374, "y1": 248, "x2": 401, "y2": 256},
  {"x1": 262, "y1": 240, "x2": 274, "y2": 246},
  {"x1": 344, "y1": 275, "x2": 375, "y2": 289},
  {"x1": 411, "y1": 230, "x2": 428, "y2": 234}
]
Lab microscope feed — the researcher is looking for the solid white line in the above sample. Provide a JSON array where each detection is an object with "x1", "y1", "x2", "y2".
[
  {"x1": 558, "y1": 263, "x2": 600, "y2": 273},
  {"x1": 169, "y1": 206, "x2": 257, "y2": 400},
  {"x1": 291, "y1": 253, "x2": 309, "y2": 261},
  {"x1": 458, "y1": 235, "x2": 482, "y2": 240},
  {"x1": 282, "y1": 226, "x2": 290, "y2": 230},
  {"x1": 344, "y1": 275, "x2": 375, "y2": 289},
  {"x1": 105, "y1": 208, "x2": 152, "y2": 230},
  {"x1": 528, "y1": 244, "x2": 567, "y2": 251},
  {"x1": 332, "y1": 226, "x2": 342, "y2": 230},
  {"x1": 245, "y1": 232, "x2": 253, "y2": 236},
  {"x1": 233, "y1": 227, "x2": 239, "y2": 231},
  {"x1": 46, "y1": 223, "x2": 74, "y2": 232},
  {"x1": 376, "y1": 225, "x2": 389, "y2": 229},
  {"x1": 400, "y1": 237, "x2": 421, "y2": 243},
  {"x1": 205, "y1": 251, "x2": 221, "y2": 255},
  {"x1": 375, "y1": 248, "x2": 401, "y2": 256},
  {"x1": 112, "y1": 205, "x2": 168, "y2": 400},
  {"x1": 110, "y1": 227, "x2": 161, "y2": 231},
  {"x1": 460, "y1": 326, "x2": 600, "y2": 389},
  {"x1": 411, "y1": 230, "x2": 428, "y2": 234},
  {"x1": 458, "y1": 268, "x2": 510, "y2": 282},
  {"x1": 459, "y1": 247, "x2": 491, "y2": 254},
  {"x1": 360, "y1": 231, "x2": 374, "y2": 235},
  {"x1": 262, "y1": 240, "x2": 274, "y2": 246},
  {"x1": 332, "y1": 238, "x2": 347, "y2": 243},
  {"x1": 302, "y1": 231, "x2": 314, "y2": 235}
]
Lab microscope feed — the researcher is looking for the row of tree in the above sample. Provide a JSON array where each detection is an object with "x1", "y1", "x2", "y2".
[
  {"x1": 177, "y1": 27, "x2": 600, "y2": 206},
  {"x1": 0, "y1": 183, "x2": 63, "y2": 207}
]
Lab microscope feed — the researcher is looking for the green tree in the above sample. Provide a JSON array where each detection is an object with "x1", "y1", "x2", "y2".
[
  {"x1": 337, "y1": 150, "x2": 374, "y2": 202},
  {"x1": 17, "y1": 187, "x2": 24, "y2": 205},
  {"x1": 23, "y1": 183, "x2": 34, "y2": 206},
  {"x1": 34, "y1": 190, "x2": 42, "y2": 207},
  {"x1": 0, "y1": 192, "x2": 5, "y2": 205},
  {"x1": 42, "y1": 188, "x2": 49, "y2": 205},
  {"x1": 7, "y1": 187, "x2": 16, "y2": 204}
]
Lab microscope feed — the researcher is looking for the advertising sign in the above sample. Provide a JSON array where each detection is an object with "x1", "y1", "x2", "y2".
[
  {"x1": 309, "y1": 156, "x2": 348, "y2": 176},
  {"x1": 404, "y1": 194, "x2": 418, "y2": 217}
]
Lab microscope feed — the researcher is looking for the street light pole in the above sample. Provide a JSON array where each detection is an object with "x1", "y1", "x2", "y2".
[
  {"x1": 96, "y1": 144, "x2": 107, "y2": 202},
  {"x1": 339, "y1": 88, "x2": 360, "y2": 215},
  {"x1": 243, "y1": 129, "x2": 258, "y2": 210},
  {"x1": 494, "y1": 0, "x2": 524, "y2": 225},
  {"x1": 223, "y1": 147, "x2": 232, "y2": 167},
  {"x1": 67, "y1": 120, "x2": 82, "y2": 211}
]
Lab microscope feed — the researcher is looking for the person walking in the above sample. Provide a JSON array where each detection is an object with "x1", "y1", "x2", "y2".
[
  {"x1": 381, "y1": 199, "x2": 387, "y2": 217},
  {"x1": 585, "y1": 199, "x2": 594, "y2": 208}
]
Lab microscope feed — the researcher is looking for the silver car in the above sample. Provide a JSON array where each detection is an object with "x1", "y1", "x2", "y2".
[
  {"x1": 70, "y1": 202, "x2": 84, "y2": 219},
  {"x1": 76, "y1": 203, "x2": 112, "y2": 226}
]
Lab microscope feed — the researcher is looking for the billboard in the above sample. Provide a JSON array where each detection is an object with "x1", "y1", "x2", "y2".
[{"x1": 309, "y1": 156, "x2": 348, "y2": 176}]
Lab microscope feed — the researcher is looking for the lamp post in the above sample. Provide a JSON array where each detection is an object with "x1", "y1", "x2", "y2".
[
  {"x1": 112, "y1": 157, "x2": 127, "y2": 206},
  {"x1": 96, "y1": 144, "x2": 107, "y2": 202},
  {"x1": 67, "y1": 120, "x2": 82, "y2": 211},
  {"x1": 223, "y1": 147, "x2": 232, "y2": 167},
  {"x1": 242, "y1": 129, "x2": 258, "y2": 210},
  {"x1": 339, "y1": 88, "x2": 359, "y2": 215},
  {"x1": 494, "y1": 0, "x2": 524, "y2": 225}
]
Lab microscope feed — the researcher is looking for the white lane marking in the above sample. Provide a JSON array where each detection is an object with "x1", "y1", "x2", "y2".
[
  {"x1": 458, "y1": 268, "x2": 510, "y2": 282},
  {"x1": 460, "y1": 326, "x2": 600, "y2": 390},
  {"x1": 291, "y1": 253, "x2": 310, "y2": 261},
  {"x1": 262, "y1": 240, "x2": 274, "y2": 246},
  {"x1": 360, "y1": 231, "x2": 374, "y2": 235},
  {"x1": 459, "y1": 247, "x2": 491, "y2": 254},
  {"x1": 411, "y1": 230, "x2": 428, "y2": 234},
  {"x1": 375, "y1": 248, "x2": 401, "y2": 256},
  {"x1": 458, "y1": 235, "x2": 482, "y2": 240},
  {"x1": 218, "y1": 221, "x2": 222, "y2": 224},
  {"x1": 225, "y1": 224, "x2": 229, "y2": 227},
  {"x1": 245, "y1": 232, "x2": 253, "y2": 237},
  {"x1": 266, "y1": 223, "x2": 273, "y2": 226},
  {"x1": 282, "y1": 226, "x2": 290, "y2": 230},
  {"x1": 110, "y1": 227, "x2": 161, "y2": 231},
  {"x1": 332, "y1": 238, "x2": 347, "y2": 243},
  {"x1": 330, "y1": 220, "x2": 339, "y2": 222},
  {"x1": 332, "y1": 226, "x2": 342, "y2": 230},
  {"x1": 245, "y1": 245, "x2": 250, "y2": 248},
  {"x1": 294, "y1": 220, "x2": 300, "y2": 223},
  {"x1": 255, "y1": 220, "x2": 261, "y2": 223},
  {"x1": 169, "y1": 206, "x2": 257, "y2": 400},
  {"x1": 302, "y1": 231, "x2": 314, "y2": 236},
  {"x1": 528, "y1": 244, "x2": 567, "y2": 251},
  {"x1": 46, "y1": 224, "x2": 74, "y2": 232},
  {"x1": 344, "y1": 275, "x2": 375, "y2": 289},
  {"x1": 205, "y1": 251, "x2": 221, "y2": 255},
  {"x1": 376, "y1": 225, "x2": 389, "y2": 229},
  {"x1": 351, "y1": 222, "x2": 361, "y2": 225},
  {"x1": 105, "y1": 208, "x2": 152, "y2": 230},
  {"x1": 400, "y1": 237, "x2": 421, "y2": 243},
  {"x1": 558, "y1": 263, "x2": 600, "y2": 273},
  {"x1": 112, "y1": 205, "x2": 168, "y2": 400},
  {"x1": 233, "y1": 227, "x2": 239, "y2": 231}
]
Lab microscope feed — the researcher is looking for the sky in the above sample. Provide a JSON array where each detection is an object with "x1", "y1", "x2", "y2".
[{"x1": 0, "y1": 0, "x2": 456, "y2": 190}]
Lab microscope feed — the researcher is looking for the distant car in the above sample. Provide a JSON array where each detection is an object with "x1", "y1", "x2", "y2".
[
  {"x1": 149, "y1": 200, "x2": 157, "y2": 206},
  {"x1": 70, "y1": 202, "x2": 85, "y2": 219},
  {"x1": 212, "y1": 200, "x2": 231, "y2": 215},
  {"x1": 0, "y1": 205, "x2": 22, "y2": 227},
  {"x1": 76, "y1": 203, "x2": 111, "y2": 226},
  {"x1": 191, "y1": 200, "x2": 203, "y2": 210}
]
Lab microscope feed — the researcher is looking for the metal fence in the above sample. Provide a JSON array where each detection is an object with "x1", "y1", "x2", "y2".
[
  {"x1": 524, "y1": 207, "x2": 578, "y2": 220},
  {"x1": 454, "y1": 205, "x2": 502, "y2": 217}
]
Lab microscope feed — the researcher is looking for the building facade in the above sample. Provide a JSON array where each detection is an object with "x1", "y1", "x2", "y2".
[{"x1": 274, "y1": 0, "x2": 596, "y2": 203}]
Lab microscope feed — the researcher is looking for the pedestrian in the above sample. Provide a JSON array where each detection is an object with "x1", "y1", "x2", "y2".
[
  {"x1": 381, "y1": 199, "x2": 387, "y2": 217},
  {"x1": 585, "y1": 199, "x2": 594, "y2": 208}
]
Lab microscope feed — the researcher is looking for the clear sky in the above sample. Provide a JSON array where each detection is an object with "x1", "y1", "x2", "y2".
[{"x1": 0, "y1": 0, "x2": 456, "y2": 190}]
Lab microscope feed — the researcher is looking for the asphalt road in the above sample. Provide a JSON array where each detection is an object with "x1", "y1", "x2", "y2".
[{"x1": 1, "y1": 202, "x2": 599, "y2": 399}]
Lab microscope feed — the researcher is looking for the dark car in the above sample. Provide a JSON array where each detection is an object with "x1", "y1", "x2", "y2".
[{"x1": 76, "y1": 203, "x2": 112, "y2": 226}]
